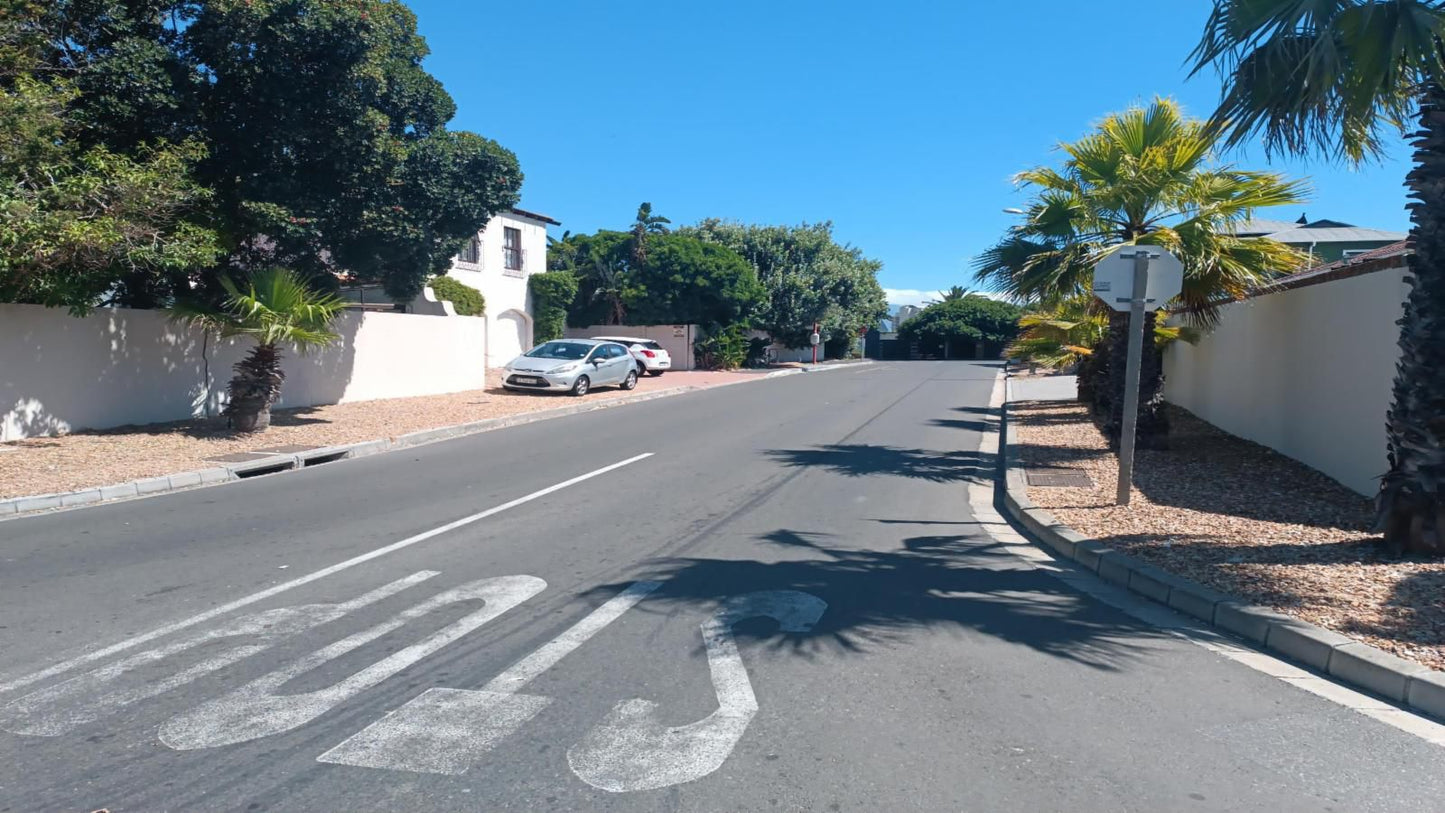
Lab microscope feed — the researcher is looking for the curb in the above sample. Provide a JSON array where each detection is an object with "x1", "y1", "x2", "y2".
[
  {"x1": 998, "y1": 381, "x2": 1445, "y2": 723},
  {"x1": 0, "y1": 363, "x2": 870, "y2": 520},
  {"x1": 1, "y1": 383, "x2": 711, "y2": 520}
]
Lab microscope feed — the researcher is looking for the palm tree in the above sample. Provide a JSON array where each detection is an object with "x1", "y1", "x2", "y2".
[
  {"x1": 1190, "y1": 1, "x2": 1445, "y2": 554},
  {"x1": 975, "y1": 98, "x2": 1307, "y2": 445},
  {"x1": 630, "y1": 202, "x2": 671, "y2": 265},
  {"x1": 925, "y1": 285, "x2": 981, "y2": 305},
  {"x1": 172, "y1": 268, "x2": 344, "y2": 432}
]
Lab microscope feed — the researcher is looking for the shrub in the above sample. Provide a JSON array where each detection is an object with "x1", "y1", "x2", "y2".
[
  {"x1": 528, "y1": 270, "x2": 578, "y2": 343},
  {"x1": 695, "y1": 324, "x2": 749, "y2": 370},
  {"x1": 427, "y1": 275, "x2": 485, "y2": 316}
]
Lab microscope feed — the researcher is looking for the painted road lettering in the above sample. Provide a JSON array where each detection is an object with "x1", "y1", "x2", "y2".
[
  {"x1": 317, "y1": 580, "x2": 663, "y2": 775},
  {"x1": 567, "y1": 590, "x2": 827, "y2": 793},
  {"x1": 160, "y1": 575, "x2": 546, "y2": 750},
  {"x1": 0, "y1": 571, "x2": 439, "y2": 737}
]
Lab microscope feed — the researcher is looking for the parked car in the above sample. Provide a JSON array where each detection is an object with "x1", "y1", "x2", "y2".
[
  {"x1": 502, "y1": 339, "x2": 639, "y2": 396},
  {"x1": 591, "y1": 335, "x2": 671, "y2": 376}
]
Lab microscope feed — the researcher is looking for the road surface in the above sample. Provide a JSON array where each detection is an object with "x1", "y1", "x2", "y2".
[{"x1": 1, "y1": 361, "x2": 1443, "y2": 812}]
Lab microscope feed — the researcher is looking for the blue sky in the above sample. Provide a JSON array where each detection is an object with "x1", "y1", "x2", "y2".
[{"x1": 409, "y1": 0, "x2": 1413, "y2": 306}]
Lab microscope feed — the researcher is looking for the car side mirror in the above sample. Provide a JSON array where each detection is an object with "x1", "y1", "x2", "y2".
[{"x1": 591, "y1": 357, "x2": 604, "y2": 365}]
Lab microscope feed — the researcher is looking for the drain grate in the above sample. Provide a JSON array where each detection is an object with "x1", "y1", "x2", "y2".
[
  {"x1": 1026, "y1": 468, "x2": 1094, "y2": 488},
  {"x1": 205, "y1": 452, "x2": 281, "y2": 463},
  {"x1": 254, "y1": 444, "x2": 320, "y2": 454}
]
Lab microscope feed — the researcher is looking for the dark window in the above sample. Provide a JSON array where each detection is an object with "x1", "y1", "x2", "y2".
[
  {"x1": 503, "y1": 227, "x2": 523, "y2": 271},
  {"x1": 460, "y1": 235, "x2": 480, "y2": 264}
]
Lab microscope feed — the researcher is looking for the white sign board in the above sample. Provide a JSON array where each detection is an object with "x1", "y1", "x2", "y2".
[
  {"x1": 1092, "y1": 248, "x2": 1183, "y2": 311},
  {"x1": 809, "y1": 332, "x2": 821, "y2": 346}
]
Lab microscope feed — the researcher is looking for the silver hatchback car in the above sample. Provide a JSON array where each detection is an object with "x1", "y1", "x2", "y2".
[{"x1": 502, "y1": 339, "x2": 640, "y2": 396}]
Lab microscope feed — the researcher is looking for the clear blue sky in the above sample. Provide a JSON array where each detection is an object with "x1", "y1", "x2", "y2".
[{"x1": 408, "y1": 0, "x2": 1413, "y2": 306}]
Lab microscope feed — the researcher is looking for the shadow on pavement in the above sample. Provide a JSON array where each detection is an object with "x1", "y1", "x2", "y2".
[
  {"x1": 766, "y1": 444, "x2": 995, "y2": 483},
  {"x1": 589, "y1": 529, "x2": 1170, "y2": 672}
]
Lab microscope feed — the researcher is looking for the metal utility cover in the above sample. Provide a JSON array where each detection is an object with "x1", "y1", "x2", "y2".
[
  {"x1": 1092, "y1": 247, "x2": 1183, "y2": 311},
  {"x1": 1026, "y1": 468, "x2": 1094, "y2": 488}
]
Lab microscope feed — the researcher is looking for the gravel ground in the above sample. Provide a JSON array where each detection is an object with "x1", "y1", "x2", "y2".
[
  {"x1": 1014, "y1": 398, "x2": 1445, "y2": 671},
  {"x1": 1, "y1": 369, "x2": 762, "y2": 500}
]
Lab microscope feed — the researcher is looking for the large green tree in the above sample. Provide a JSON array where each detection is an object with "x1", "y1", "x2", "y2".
[
  {"x1": 898, "y1": 297, "x2": 1023, "y2": 359},
  {"x1": 975, "y1": 98, "x2": 1306, "y2": 444},
  {"x1": 13, "y1": 0, "x2": 520, "y2": 309},
  {"x1": 681, "y1": 219, "x2": 888, "y2": 348},
  {"x1": 1190, "y1": 1, "x2": 1445, "y2": 553},
  {"x1": 0, "y1": 11, "x2": 219, "y2": 312}
]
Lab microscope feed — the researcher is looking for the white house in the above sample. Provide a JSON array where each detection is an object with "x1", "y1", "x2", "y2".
[{"x1": 440, "y1": 207, "x2": 560, "y2": 368}]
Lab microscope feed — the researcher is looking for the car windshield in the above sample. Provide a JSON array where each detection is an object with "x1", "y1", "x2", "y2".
[{"x1": 525, "y1": 341, "x2": 592, "y2": 360}]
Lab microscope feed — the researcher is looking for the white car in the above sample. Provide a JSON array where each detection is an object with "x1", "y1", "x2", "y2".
[
  {"x1": 502, "y1": 339, "x2": 639, "y2": 396},
  {"x1": 592, "y1": 336, "x2": 671, "y2": 376}
]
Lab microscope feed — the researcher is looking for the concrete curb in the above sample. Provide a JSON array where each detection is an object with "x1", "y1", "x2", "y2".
[
  {"x1": 998, "y1": 382, "x2": 1445, "y2": 722},
  {"x1": 0, "y1": 363, "x2": 857, "y2": 520}
]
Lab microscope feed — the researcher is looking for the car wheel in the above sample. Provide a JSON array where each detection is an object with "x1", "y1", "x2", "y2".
[
  {"x1": 571, "y1": 375, "x2": 590, "y2": 397},
  {"x1": 648, "y1": 370, "x2": 664, "y2": 377},
  {"x1": 620, "y1": 369, "x2": 638, "y2": 390}
]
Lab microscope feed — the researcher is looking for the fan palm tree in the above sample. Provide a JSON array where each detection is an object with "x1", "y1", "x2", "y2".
[
  {"x1": 975, "y1": 98, "x2": 1307, "y2": 444},
  {"x1": 1190, "y1": 1, "x2": 1445, "y2": 554},
  {"x1": 925, "y1": 285, "x2": 982, "y2": 305},
  {"x1": 630, "y1": 202, "x2": 671, "y2": 265},
  {"x1": 171, "y1": 268, "x2": 344, "y2": 432}
]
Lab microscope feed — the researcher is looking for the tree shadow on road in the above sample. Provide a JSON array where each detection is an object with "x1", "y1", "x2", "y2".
[
  {"x1": 765, "y1": 444, "x2": 995, "y2": 483},
  {"x1": 587, "y1": 528, "x2": 1171, "y2": 673}
]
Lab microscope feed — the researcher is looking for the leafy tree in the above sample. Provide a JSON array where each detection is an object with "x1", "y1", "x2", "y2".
[
  {"x1": 1190, "y1": 1, "x2": 1445, "y2": 554},
  {"x1": 170, "y1": 268, "x2": 343, "y2": 432},
  {"x1": 898, "y1": 297, "x2": 1023, "y2": 358},
  {"x1": 426, "y1": 275, "x2": 484, "y2": 316},
  {"x1": 0, "y1": 40, "x2": 219, "y2": 312},
  {"x1": 626, "y1": 234, "x2": 763, "y2": 328},
  {"x1": 974, "y1": 98, "x2": 1306, "y2": 444},
  {"x1": 528, "y1": 270, "x2": 578, "y2": 343},
  {"x1": 16, "y1": 0, "x2": 521, "y2": 307},
  {"x1": 681, "y1": 220, "x2": 888, "y2": 347}
]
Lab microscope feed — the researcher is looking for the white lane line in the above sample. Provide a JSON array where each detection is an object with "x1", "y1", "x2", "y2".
[
  {"x1": 482, "y1": 580, "x2": 663, "y2": 695},
  {"x1": 0, "y1": 453, "x2": 655, "y2": 698},
  {"x1": 316, "y1": 580, "x2": 663, "y2": 775}
]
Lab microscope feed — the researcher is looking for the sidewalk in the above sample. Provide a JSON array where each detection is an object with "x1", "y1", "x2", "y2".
[{"x1": 1, "y1": 369, "x2": 764, "y2": 502}]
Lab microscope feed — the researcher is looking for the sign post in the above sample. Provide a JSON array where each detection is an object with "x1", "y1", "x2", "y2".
[
  {"x1": 1091, "y1": 247, "x2": 1183, "y2": 506},
  {"x1": 810, "y1": 322, "x2": 821, "y2": 364}
]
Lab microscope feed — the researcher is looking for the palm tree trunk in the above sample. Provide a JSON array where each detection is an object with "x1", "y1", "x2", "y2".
[
  {"x1": 224, "y1": 343, "x2": 285, "y2": 432},
  {"x1": 1100, "y1": 311, "x2": 1169, "y2": 449},
  {"x1": 1378, "y1": 85, "x2": 1445, "y2": 555}
]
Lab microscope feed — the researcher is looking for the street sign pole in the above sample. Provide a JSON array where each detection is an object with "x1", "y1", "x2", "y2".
[{"x1": 1115, "y1": 250, "x2": 1151, "y2": 506}]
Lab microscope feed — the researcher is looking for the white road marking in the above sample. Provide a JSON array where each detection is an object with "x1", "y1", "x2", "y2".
[
  {"x1": 317, "y1": 580, "x2": 662, "y2": 775},
  {"x1": 0, "y1": 453, "x2": 653, "y2": 699},
  {"x1": 159, "y1": 575, "x2": 546, "y2": 750},
  {"x1": 0, "y1": 571, "x2": 437, "y2": 736},
  {"x1": 567, "y1": 590, "x2": 827, "y2": 793}
]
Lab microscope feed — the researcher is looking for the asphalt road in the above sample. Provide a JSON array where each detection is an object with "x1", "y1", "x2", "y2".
[{"x1": 2, "y1": 361, "x2": 1444, "y2": 812}]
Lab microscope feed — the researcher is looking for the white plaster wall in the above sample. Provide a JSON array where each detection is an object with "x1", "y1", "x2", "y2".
[
  {"x1": 1, "y1": 304, "x2": 486, "y2": 440},
  {"x1": 442, "y1": 210, "x2": 549, "y2": 368},
  {"x1": 1162, "y1": 267, "x2": 1410, "y2": 495}
]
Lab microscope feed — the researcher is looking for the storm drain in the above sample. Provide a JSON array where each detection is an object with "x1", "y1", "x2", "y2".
[{"x1": 1025, "y1": 468, "x2": 1094, "y2": 488}]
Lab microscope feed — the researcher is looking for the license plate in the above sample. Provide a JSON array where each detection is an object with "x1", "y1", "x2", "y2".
[{"x1": 514, "y1": 376, "x2": 540, "y2": 385}]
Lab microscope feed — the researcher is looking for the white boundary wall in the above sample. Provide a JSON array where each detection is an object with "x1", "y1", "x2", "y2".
[
  {"x1": 1163, "y1": 265, "x2": 1410, "y2": 496},
  {"x1": 1, "y1": 304, "x2": 486, "y2": 440}
]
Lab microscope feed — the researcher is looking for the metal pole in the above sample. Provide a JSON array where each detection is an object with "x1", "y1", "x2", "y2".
[{"x1": 1115, "y1": 250, "x2": 1151, "y2": 506}]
